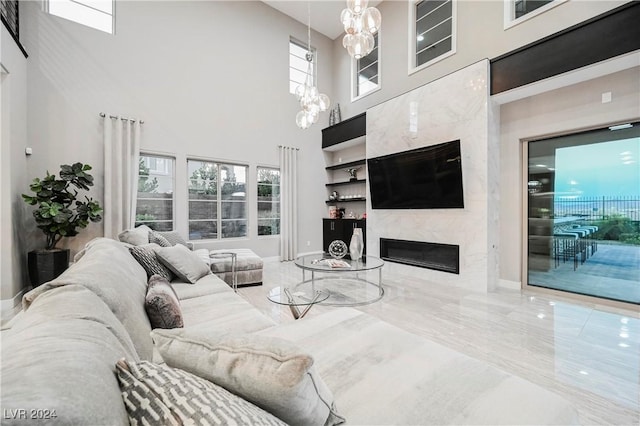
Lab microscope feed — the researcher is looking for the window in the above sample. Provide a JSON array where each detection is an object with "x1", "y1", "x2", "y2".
[
  {"x1": 410, "y1": 0, "x2": 456, "y2": 73},
  {"x1": 188, "y1": 160, "x2": 248, "y2": 240},
  {"x1": 257, "y1": 167, "x2": 280, "y2": 236},
  {"x1": 504, "y1": 0, "x2": 566, "y2": 28},
  {"x1": 1, "y1": 1, "x2": 19, "y2": 39},
  {"x1": 526, "y1": 122, "x2": 640, "y2": 304},
  {"x1": 46, "y1": 0, "x2": 114, "y2": 34},
  {"x1": 289, "y1": 38, "x2": 314, "y2": 95},
  {"x1": 136, "y1": 155, "x2": 174, "y2": 231},
  {"x1": 354, "y1": 33, "x2": 380, "y2": 99}
]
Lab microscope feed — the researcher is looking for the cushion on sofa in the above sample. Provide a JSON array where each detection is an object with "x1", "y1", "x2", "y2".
[
  {"x1": 151, "y1": 328, "x2": 345, "y2": 426},
  {"x1": 118, "y1": 225, "x2": 151, "y2": 246},
  {"x1": 22, "y1": 238, "x2": 155, "y2": 361},
  {"x1": 171, "y1": 273, "x2": 231, "y2": 300},
  {"x1": 156, "y1": 244, "x2": 210, "y2": 284},
  {"x1": 1, "y1": 286, "x2": 140, "y2": 426},
  {"x1": 10, "y1": 285, "x2": 139, "y2": 361},
  {"x1": 178, "y1": 290, "x2": 277, "y2": 334},
  {"x1": 129, "y1": 244, "x2": 174, "y2": 281},
  {"x1": 148, "y1": 230, "x2": 172, "y2": 247},
  {"x1": 156, "y1": 230, "x2": 191, "y2": 249},
  {"x1": 145, "y1": 275, "x2": 184, "y2": 329},
  {"x1": 115, "y1": 359, "x2": 287, "y2": 426}
]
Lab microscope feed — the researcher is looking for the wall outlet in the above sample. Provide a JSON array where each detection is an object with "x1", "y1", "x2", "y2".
[
  {"x1": 306, "y1": 240, "x2": 311, "y2": 246},
  {"x1": 601, "y1": 92, "x2": 612, "y2": 103}
]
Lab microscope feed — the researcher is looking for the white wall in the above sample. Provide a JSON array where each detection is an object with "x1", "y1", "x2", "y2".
[
  {"x1": 332, "y1": 0, "x2": 630, "y2": 120},
  {"x1": 0, "y1": 1, "x2": 335, "y2": 302},
  {"x1": 499, "y1": 66, "x2": 640, "y2": 285},
  {"x1": 20, "y1": 0, "x2": 333, "y2": 258},
  {"x1": 1, "y1": 24, "x2": 29, "y2": 305}
]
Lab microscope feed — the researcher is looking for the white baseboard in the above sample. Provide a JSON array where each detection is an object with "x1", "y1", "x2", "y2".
[
  {"x1": 296, "y1": 250, "x2": 323, "y2": 258},
  {"x1": 498, "y1": 279, "x2": 521, "y2": 290},
  {"x1": 262, "y1": 256, "x2": 281, "y2": 263}
]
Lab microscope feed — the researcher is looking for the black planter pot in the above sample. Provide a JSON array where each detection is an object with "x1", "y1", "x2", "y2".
[{"x1": 28, "y1": 249, "x2": 70, "y2": 287}]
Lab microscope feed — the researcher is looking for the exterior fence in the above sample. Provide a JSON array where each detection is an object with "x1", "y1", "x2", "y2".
[{"x1": 554, "y1": 196, "x2": 640, "y2": 221}]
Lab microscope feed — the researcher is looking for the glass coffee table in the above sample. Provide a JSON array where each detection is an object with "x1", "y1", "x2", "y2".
[
  {"x1": 267, "y1": 286, "x2": 330, "y2": 320},
  {"x1": 292, "y1": 254, "x2": 385, "y2": 306}
]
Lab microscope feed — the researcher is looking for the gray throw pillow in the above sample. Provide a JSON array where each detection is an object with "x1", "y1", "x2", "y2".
[
  {"x1": 157, "y1": 231, "x2": 190, "y2": 249},
  {"x1": 145, "y1": 275, "x2": 183, "y2": 329},
  {"x1": 115, "y1": 359, "x2": 287, "y2": 426},
  {"x1": 155, "y1": 244, "x2": 210, "y2": 284},
  {"x1": 129, "y1": 244, "x2": 174, "y2": 282},
  {"x1": 148, "y1": 230, "x2": 172, "y2": 247},
  {"x1": 151, "y1": 328, "x2": 345, "y2": 426}
]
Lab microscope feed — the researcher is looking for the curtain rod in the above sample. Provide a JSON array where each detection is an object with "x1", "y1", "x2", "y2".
[
  {"x1": 99, "y1": 112, "x2": 144, "y2": 124},
  {"x1": 278, "y1": 145, "x2": 299, "y2": 150}
]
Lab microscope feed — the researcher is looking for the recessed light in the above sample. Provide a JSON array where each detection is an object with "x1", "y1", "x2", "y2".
[
  {"x1": 579, "y1": 370, "x2": 589, "y2": 375},
  {"x1": 537, "y1": 313, "x2": 545, "y2": 319},
  {"x1": 618, "y1": 342, "x2": 630, "y2": 348}
]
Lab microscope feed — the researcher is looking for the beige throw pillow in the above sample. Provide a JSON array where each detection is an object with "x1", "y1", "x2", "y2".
[
  {"x1": 151, "y1": 328, "x2": 345, "y2": 426},
  {"x1": 155, "y1": 244, "x2": 210, "y2": 284},
  {"x1": 118, "y1": 225, "x2": 152, "y2": 246},
  {"x1": 115, "y1": 359, "x2": 287, "y2": 426}
]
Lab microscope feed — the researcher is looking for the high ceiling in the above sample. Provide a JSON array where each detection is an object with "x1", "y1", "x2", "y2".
[{"x1": 262, "y1": 0, "x2": 383, "y2": 40}]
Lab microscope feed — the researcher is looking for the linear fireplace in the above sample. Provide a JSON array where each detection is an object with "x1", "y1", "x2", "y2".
[{"x1": 380, "y1": 238, "x2": 459, "y2": 274}]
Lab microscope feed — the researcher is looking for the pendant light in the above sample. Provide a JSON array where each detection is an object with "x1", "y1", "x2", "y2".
[
  {"x1": 341, "y1": 0, "x2": 381, "y2": 59},
  {"x1": 295, "y1": 2, "x2": 330, "y2": 129}
]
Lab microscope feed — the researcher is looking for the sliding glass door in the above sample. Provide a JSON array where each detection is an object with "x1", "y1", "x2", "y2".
[{"x1": 526, "y1": 122, "x2": 640, "y2": 304}]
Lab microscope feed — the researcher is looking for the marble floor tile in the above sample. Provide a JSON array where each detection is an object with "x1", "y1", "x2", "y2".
[{"x1": 240, "y1": 259, "x2": 640, "y2": 425}]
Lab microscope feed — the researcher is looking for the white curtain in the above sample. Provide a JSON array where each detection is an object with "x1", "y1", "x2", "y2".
[
  {"x1": 279, "y1": 146, "x2": 298, "y2": 261},
  {"x1": 102, "y1": 114, "x2": 141, "y2": 239}
]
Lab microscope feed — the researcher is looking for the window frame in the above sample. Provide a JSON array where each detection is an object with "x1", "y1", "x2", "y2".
[
  {"x1": 135, "y1": 153, "x2": 175, "y2": 231},
  {"x1": 408, "y1": 0, "x2": 457, "y2": 76},
  {"x1": 187, "y1": 158, "x2": 249, "y2": 241},
  {"x1": 45, "y1": 0, "x2": 115, "y2": 34},
  {"x1": 503, "y1": 0, "x2": 568, "y2": 30},
  {"x1": 351, "y1": 31, "x2": 381, "y2": 102},
  {"x1": 289, "y1": 37, "x2": 315, "y2": 95},
  {"x1": 257, "y1": 166, "x2": 281, "y2": 237}
]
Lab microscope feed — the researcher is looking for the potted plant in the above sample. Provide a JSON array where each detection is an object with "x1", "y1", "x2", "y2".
[{"x1": 22, "y1": 162, "x2": 103, "y2": 286}]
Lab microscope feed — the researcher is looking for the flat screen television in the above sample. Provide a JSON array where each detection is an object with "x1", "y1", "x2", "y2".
[{"x1": 367, "y1": 140, "x2": 464, "y2": 209}]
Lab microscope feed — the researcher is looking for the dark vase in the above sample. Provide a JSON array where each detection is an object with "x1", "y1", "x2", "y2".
[{"x1": 28, "y1": 249, "x2": 70, "y2": 287}]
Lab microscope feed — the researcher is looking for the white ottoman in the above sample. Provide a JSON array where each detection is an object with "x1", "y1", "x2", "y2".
[{"x1": 209, "y1": 248, "x2": 263, "y2": 287}]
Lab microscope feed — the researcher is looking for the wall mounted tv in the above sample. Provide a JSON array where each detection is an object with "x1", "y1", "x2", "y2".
[{"x1": 367, "y1": 140, "x2": 464, "y2": 209}]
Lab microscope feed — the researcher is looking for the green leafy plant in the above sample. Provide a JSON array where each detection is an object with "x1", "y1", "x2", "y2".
[{"x1": 22, "y1": 163, "x2": 103, "y2": 250}]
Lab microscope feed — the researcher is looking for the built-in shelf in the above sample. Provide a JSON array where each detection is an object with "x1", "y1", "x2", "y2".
[
  {"x1": 321, "y1": 112, "x2": 366, "y2": 149},
  {"x1": 326, "y1": 197, "x2": 366, "y2": 204},
  {"x1": 325, "y1": 159, "x2": 366, "y2": 171},
  {"x1": 326, "y1": 179, "x2": 366, "y2": 187}
]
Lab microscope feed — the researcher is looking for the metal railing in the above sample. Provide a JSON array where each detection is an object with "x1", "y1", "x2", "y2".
[{"x1": 554, "y1": 196, "x2": 640, "y2": 221}]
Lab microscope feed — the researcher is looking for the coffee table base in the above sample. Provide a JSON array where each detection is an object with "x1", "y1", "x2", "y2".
[{"x1": 295, "y1": 273, "x2": 384, "y2": 307}]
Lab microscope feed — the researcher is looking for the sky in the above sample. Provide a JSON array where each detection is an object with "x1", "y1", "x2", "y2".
[{"x1": 554, "y1": 137, "x2": 640, "y2": 198}]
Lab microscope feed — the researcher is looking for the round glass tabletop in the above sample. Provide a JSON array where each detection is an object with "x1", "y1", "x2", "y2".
[{"x1": 294, "y1": 254, "x2": 384, "y2": 272}]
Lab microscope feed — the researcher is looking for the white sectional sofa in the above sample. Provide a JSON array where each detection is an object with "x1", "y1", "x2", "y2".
[{"x1": 0, "y1": 237, "x2": 580, "y2": 425}]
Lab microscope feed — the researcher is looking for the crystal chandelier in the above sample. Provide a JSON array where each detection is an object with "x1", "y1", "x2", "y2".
[
  {"x1": 341, "y1": 0, "x2": 381, "y2": 59},
  {"x1": 295, "y1": 3, "x2": 330, "y2": 129}
]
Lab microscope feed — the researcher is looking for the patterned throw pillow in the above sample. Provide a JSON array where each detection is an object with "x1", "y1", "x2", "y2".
[
  {"x1": 129, "y1": 244, "x2": 174, "y2": 281},
  {"x1": 145, "y1": 275, "x2": 183, "y2": 329},
  {"x1": 157, "y1": 231, "x2": 190, "y2": 249},
  {"x1": 115, "y1": 359, "x2": 287, "y2": 426},
  {"x1": 148, "y1": 231, "x2": 172, "y2": 247},
  {"x1": 155, "y1": 245, "x2": 210, "y2": 284}
]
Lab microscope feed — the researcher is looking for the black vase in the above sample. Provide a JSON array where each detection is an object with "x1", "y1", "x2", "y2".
[{"x1": 28, "y1": 249, "x2": 70, "y2": 287}]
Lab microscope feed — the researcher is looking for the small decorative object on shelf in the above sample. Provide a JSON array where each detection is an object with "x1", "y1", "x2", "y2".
[
  {"x1": 329, "y1": 109, "x2": 336, "y2": 126},
  {"x1": 333, "y1": 103, "x2": 342, "y2": 123},
  {"x1": 329, "y1": 190, "x2": 339, "y2": 201},
  {"x1": 349, "y1": 228, "x2": 364, "y2": 261},
  {"x1": 345, "y1": 167, "x2": 360, "y2": 181},
  {"x1": 328, "y1": 240, "x2": 348, "y2": 259}
]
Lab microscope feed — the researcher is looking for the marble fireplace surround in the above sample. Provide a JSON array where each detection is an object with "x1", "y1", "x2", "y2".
[{"x1": 366, "y1": 60, "x2": 500, "y2": 292}]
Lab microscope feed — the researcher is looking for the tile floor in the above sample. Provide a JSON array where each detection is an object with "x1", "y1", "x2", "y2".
[{"x1": 240, "y1": 259, "x2": 640, "y2": 425}]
